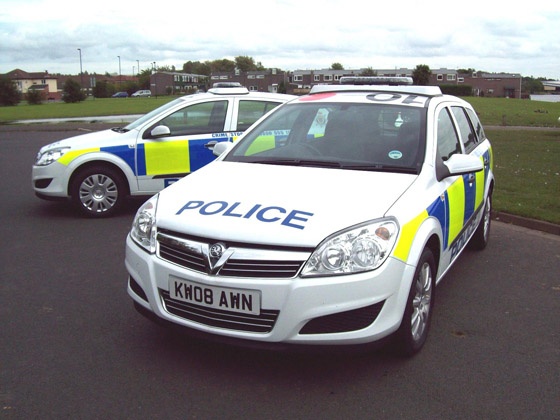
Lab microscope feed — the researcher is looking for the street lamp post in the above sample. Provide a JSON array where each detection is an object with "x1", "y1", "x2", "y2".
[
  {"x1": 152, "y1": 62, "x2": 156, "y2": 97},
  {"x1": 137, "y1": 60, "x2": 140, "y2": 76},
  {"x1": 77, "y1": 48, "x2": 83, "y2": 90},
  {"x1": 117, "y1": 55, "x2": 121, "y2": 86}
]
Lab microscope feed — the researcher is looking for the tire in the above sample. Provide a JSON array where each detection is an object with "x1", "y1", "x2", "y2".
[
  {"x1": 70, "y1": 165, "x2": 126, "y2": 218},
  {"x1": 394, "y1": 247, "x2": 436, "y2": 357},
  {"x1": 469, "y1": 193, "x2": 492, "y2": 250}
]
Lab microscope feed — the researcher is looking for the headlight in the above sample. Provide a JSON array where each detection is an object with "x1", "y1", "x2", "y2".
[
  {"x1": 301, "y1": 218, "x2": 399, "y2": 277},
  {"x1": 35, "y1": 147, "x2": 70, "y2": 166},
  {"x1": 130, "y1": 195, "x2": 159, "y2": 253}
]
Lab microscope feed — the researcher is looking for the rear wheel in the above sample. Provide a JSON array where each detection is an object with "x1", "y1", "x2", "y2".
[
  {"x1": 70, "y1": 166, "x2": 126, "y2": 218},
  {"x1": 469, "y1": 193, "x2": 492, "y2": 250},
  {"x1": 394, "y1": 248, "x2": 435, "y2": 357}
]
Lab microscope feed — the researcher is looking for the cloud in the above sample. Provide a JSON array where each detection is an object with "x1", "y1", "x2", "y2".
[{"x1": 1, "y1": 0, "x2": 559, "y2": 78}]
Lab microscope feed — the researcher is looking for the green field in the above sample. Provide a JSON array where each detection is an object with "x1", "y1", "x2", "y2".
[
  {"x1": 1, "y1": 95, "x2": 559, "y2": 225},
  {"x1": 0, "y1": 97, "x2": 174, "y2": 122},
  {"x1": 488, "y1": 129, "x2": 560, "y2": 224}
]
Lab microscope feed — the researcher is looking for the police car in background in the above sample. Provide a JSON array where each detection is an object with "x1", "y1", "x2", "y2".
[
  {"x1": 125, "y1": 77, "x2": 494, "y2": 356},
  {"x1": 32, "y1": 84, "x2": 295, "y2": 217}
]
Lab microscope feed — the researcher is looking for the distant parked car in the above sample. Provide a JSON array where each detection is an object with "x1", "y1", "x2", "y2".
[
  {"x1": 112, "y1": 92, "x2": 128, "y2": 98},
  {"x1": 132, "y1": 90, "x2": 151, "y2": 97},
  {"x1": 32, "y1": 85, "x2": 295, "y2": 217}
]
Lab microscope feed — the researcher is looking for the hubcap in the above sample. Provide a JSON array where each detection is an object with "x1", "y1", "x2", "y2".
[
  {"x1": 79, "y1": 174, "x2": 118, "y2": 213},
  {"x1": 411, "y1": 262, "x2": 433, "y2": 342}
]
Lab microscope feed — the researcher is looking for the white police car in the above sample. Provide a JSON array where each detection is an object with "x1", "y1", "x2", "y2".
[
  {"x1": 125, "y1": 77, "x2": 494, "y2": 355},
  {"x1": 32, "y1": 85, "x2": 294, "y2": 217}
]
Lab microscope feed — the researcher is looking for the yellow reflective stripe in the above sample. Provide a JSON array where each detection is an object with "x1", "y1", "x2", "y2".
[
  {"x1": 58, "y1": 147, "x2": 100, "y2": 166},
  {"x1": 447, "y1": 177, "x2": 465, "y2": 245},
  {"x1": 475, "y1": 157, "x2": 485, "y2": 209},
  {"x1": 393, "y1": 209, "x2": 428, "y2": 262},
  {"x1": 145, "y1": 140, "x2": 190, "y2": 175}
]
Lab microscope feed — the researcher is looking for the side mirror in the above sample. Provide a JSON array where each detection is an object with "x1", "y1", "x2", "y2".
[
  {"x1": 212, "y1": 141, "x2": 233, "y2": 157},
  {"x1": 150, "y1": 125, "x2": 171, "y2": 138},
  {"x1": 437, "y1": 154, "x2": 483, "y2": 181}
]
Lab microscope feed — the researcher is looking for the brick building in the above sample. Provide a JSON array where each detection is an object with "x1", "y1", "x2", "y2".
[
  {"x1": 209, "y1": 68, "x2": 289, "y2": 93},
  {"x1": 289, "y1": 68, "x2": 522, "y2": 98},
  {"x1": 4, "y1": 69, "x2": 60, "y2": 100}
]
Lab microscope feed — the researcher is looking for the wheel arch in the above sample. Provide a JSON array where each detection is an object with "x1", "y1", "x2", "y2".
[
  {"x1": 68, "y1": 159, "x2": 131, "y2": 198},
  {"x1": 404, "y1": 217, "x2": 442, "y2": 272}
]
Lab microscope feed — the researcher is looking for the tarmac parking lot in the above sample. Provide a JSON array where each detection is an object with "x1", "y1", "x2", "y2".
[{"x1": 1, "y1": 124, "x2": 559, "y2": 419}]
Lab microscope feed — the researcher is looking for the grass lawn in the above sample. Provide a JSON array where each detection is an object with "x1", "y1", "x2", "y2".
[
  {"x1": 0, "y1": 97, "x2": 174, "y2": 122},
  {"x1": 488, "y1": 129, "x2": 560, "y2": 224}
]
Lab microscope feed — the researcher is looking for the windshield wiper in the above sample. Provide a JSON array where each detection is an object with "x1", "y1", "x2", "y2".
[
  {"x1": 250, "y1": 159, "x2": 342, "y2": 168},
  {"x1": 342, "y1": 164, "x2": 417, "y2": 174}
]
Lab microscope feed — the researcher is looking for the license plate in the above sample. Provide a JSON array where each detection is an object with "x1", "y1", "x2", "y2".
[{"x1": 169, "y1": 277, "x2": 261, "y2": 315}]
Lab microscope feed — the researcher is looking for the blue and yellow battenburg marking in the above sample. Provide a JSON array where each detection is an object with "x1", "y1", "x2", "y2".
[
  {"x1": 394, "y1": 148, "x2": 492, "y2": 262},
  {"x1": 57, "y1": 132, "x2": 288, "y2": 177}
]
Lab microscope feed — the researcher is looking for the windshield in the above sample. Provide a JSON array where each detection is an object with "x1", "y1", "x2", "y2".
[
  {"x1": 124, "y1": 98, "x2": 186, "y2": 131},
  {"x1": 225, "y1": 102, "x2": 426, "y2": 173}
]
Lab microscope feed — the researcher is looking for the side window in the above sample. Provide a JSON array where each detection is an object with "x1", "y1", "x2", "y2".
[
  {"x1": 465, "y1": 108, "x2": 486, "y2": 142},
  {"x1": 451, "y1": 106, "x2": 477, "y2": 153},
  {"x1": 159, "y1": 100, "x2": 228, "y2": 135},
  {"x1": 437, "y1": 108, "x2": 462, "y2": 161},
  {"x1": 236, "y1": 100, "x2": 281, "y2": 131}
]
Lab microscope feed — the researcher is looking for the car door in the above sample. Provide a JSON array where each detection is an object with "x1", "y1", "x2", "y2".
[
  {"x1": 431, "y1": 104, "x2": 489, "y2": 272},
  {"x1": 136, "y1": 98, "x2": 232, "y2": 193}
]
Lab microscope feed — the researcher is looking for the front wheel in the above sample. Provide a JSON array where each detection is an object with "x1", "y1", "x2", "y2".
[
  {"x1": 70, "y1": 166, "x2": 126, "y2": 218},
  {"x1": 393, "y1": 248, "x2": 436, "y2": 357}
]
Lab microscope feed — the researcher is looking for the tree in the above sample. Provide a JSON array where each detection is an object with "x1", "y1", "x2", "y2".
[
  {"x1": 412, "y1": 64, "x2": 431, "y2": 85},
  {"x1": 62, "y1": 79, "x2": 86, "y2": 103},
  {"x1": 331, "y1": 63, "x2": 344, "y2": 70},
  {"x1": 522, "y1": 77, "x2": 544, "y2": 94},
  {"x1": 137, "y1": 69, "x2": 153, "y2": 89},
  {"x1": 182, "y1": 61, "x2": 211, "y2": 76},
  {"x1": 92, "y1": 81, "x2": 111, "y2": 98},
  {"x1": 360, "y1": 67, "x2": 377, "y2": 76},
  {"x1": 0, "y1": 76, "x2": 21, "y2": 106},
  {"x1": 209, "y1": 59, "x2": 236, "y2": 73},
  {"x1": 235, "y1": 56, "x2": 257, "y2": 72},
  {"x1": 26, "y1": 88, "x2": 44, "y2": 105}
]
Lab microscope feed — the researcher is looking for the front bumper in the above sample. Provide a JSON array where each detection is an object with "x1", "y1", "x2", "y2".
[
  {"x1": 32, "y1": 163, "x2": 70, "y2": 199},
  {"x1": 125, "y1": 234, "x2": 415, "y2": 346}
]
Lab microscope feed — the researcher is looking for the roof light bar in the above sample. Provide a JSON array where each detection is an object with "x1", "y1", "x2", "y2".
[
  {"x1": 340, "y1": 76, "x2": 414, "y2": 86},
  {"x1": 212, "y1": 82, "x2": 244, "y2": 88}
]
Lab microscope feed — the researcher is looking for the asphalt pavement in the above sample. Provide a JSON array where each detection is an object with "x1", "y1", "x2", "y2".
[{"x1": 0, "y1": 123, "x2": 559, "y2": 419}]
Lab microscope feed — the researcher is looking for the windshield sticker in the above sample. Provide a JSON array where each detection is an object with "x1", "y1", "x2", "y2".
[
  {"x1": 388, "y1": 150, "x2": 403, "y2": 160},
  {"x1": 176, "y1": 200, "x2": 314, "y2": 230}
]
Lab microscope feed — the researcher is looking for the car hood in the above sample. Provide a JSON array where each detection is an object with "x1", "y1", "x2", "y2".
[
  {"x1": 155, "y1": 161, "x2": 417, "y2": 248},
  {"x1": 39, "y1": 128, "x2": 135, "y2": 152}
]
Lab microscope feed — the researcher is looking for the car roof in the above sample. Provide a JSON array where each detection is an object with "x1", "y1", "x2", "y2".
[{"x1": 177, "y1": 87, "x2": 295, "y2": 102}]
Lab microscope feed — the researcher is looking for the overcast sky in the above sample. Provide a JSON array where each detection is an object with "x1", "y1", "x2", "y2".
[{"x1": 1, "y1": 0, "x2": 559, "y2": 79}]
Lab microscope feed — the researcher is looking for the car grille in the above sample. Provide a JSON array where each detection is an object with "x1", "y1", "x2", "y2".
[
  {"x1": 160, "y1": 289, "x2": 279, "y2": 333},
  {"x1": 157, "y1": 229, "x2": 311, "y2": 278}
]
